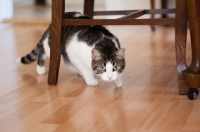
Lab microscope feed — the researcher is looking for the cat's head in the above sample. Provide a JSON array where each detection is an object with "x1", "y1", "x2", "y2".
[{"x1": 92, "y1": 48, "x2": 125, "y2": 82}]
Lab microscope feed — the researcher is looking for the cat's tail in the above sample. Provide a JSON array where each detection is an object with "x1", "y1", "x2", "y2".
[
  {"x1": 16, "y1": 25, "x2": 50, "y2": 64},
  {"x1": 15, "y1": 46, "x2": 40, "y2": 64}
]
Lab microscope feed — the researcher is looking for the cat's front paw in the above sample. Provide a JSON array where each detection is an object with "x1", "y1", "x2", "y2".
[
  {"x1": 114, "y1": 80, "x2": 123, "y2": 88},
  {"x1": 86, "y1": 79, "x2": 99, "y2": 86}
]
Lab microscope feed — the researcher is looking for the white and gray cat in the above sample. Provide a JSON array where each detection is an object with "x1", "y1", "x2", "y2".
[{"x1": 16, "y1": 12, "x2": 126, "y2": 87}]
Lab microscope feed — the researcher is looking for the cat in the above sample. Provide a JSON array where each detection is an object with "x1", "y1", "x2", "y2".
[{"x1": 16, "y1": 12, "x2": 126, "y2": 87}]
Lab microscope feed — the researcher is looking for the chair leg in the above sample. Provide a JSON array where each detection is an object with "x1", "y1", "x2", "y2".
[
  {"x1": 150, "y1": 0, "x2": 156, "y2": 31},
  {"x1": 48, "y1": 0, "x2": 65, "y2": 85},
  {"x1": 83, "y1": 0, "x2": 94, "y2": 18},
  {"x1": 175, "y1": 0, "x2": 188, "y2": 94},
  {"x1": 150, "y1": 0, "x2": 155, "y2": 19},
  {"x1": 35, "y1": 0, "x2": 46, "y2": 5},
  {"x1": 161, "y1": 0, "x2": 168, "y2": 18}
]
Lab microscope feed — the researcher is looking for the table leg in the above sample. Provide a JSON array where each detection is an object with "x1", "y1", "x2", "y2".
[{"x1": 182, "y1": 0, "x2": 200, "y2": 88}]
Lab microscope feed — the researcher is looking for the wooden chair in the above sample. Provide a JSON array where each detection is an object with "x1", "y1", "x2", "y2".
[{"x1": 48, "y1": 0, "x2": 200, "y2": 100}]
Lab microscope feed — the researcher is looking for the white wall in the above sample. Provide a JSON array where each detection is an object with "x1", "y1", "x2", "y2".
[
  {"x1": 106, "y1": 0, "x2": 161, "y2": 18},
  {"x1": 0, "y1": 0, "x2": 13, "y2": 22},
  {"x1": 47, "y1": 0, "x2": 105, "y2": 6}
]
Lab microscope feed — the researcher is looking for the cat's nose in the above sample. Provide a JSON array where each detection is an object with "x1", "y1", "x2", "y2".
[{"x1": 106, "y1": 72, "x2": 113, "y2": 81}]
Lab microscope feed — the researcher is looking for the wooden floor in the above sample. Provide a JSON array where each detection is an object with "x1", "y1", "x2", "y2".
[{"x1": 1, "y1": 23, "x2": 200, "y2": 132}]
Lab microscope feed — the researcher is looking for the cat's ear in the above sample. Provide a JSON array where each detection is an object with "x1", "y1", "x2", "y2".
[
  {"x1": 92, "y1": 49, "x2": 103, "y2": 60},
  {"x1": 114, "y1": 48, "x2": 125, "y2": 59}
]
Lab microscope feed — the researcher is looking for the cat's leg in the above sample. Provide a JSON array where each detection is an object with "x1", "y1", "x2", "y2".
[
  {"x1": 67, "y1": 64, "x2": 83, "y2": 76},
  {"x1": 37, "y1": 49, "x2": 46, "y2": 75},
  {"x1": 83, "y1": 71, "x2": 99, "y2": 86},
  {"x1": 72, "y1": 60, "x2": 99, "y2": 86},
  {"x1": 81, "y1": 68, "x2": 99, "y2": 86},
  {"x1": 37, "y1": 34, "x2": 50, "y2": 75},
  {"x1": 114, "y1": 73, "x2": 123, "y2": 88}
]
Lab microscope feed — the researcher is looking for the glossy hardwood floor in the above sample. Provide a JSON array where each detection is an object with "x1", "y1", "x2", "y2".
[{"x1": 0, "y1": 24, "x2": 200, "y2": 132}]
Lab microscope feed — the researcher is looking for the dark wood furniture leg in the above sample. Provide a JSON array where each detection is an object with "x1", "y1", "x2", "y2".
[
  {"x1": 84, "y1": 0, "x2": 94, "y2": 18},
  {"x1": 150, "y1": 0, "x2": 156, "y2": 31},
  {"x1": 48, "y1": 0, "x2": 65, "y2": 85},
  {"x1": 182, "y1": 0, "x2": 200, "y2": 88},
  {"x1": 35, "y1": 0, "x2": 46, "y2": 5},
  {"x1": 175, "y1": 0, "x2": 188, "y2": 95},
  {"x1": 161, "y1": 0, "x2": 168, "y2": 18},
  {"x1": 150, "y1": 0, "x2": 155, "y2": 19}
]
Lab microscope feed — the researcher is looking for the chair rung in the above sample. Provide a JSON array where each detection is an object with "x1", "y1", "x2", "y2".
[
  {"x1": 93, "y1": 9, "x2": 175, "y2": 16},
  {"x1": 62, "y1": 18, "x2": 175, "y2": 26},
  {"x1": 119, "y1": 10, "x2": 145, "y2": 19}
]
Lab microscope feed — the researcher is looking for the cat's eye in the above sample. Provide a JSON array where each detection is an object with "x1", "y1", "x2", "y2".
[
  {"x1": 99, "y1": 66, "x2": 106, "y2": 71},
  {"x1": 113, "y1": 65, "x2": 120, "y2": 71}
]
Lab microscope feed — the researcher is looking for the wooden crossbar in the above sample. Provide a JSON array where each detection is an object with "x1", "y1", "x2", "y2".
[
  {"x1": 62, "y1": 18, "x2": 175, "y2": 26},
  {"x1": 93, "y1": 9, "x2": 175, "y2": 16},
  {"x1": 119, "y1": 10, "x2": 146, "y2": 19}
]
